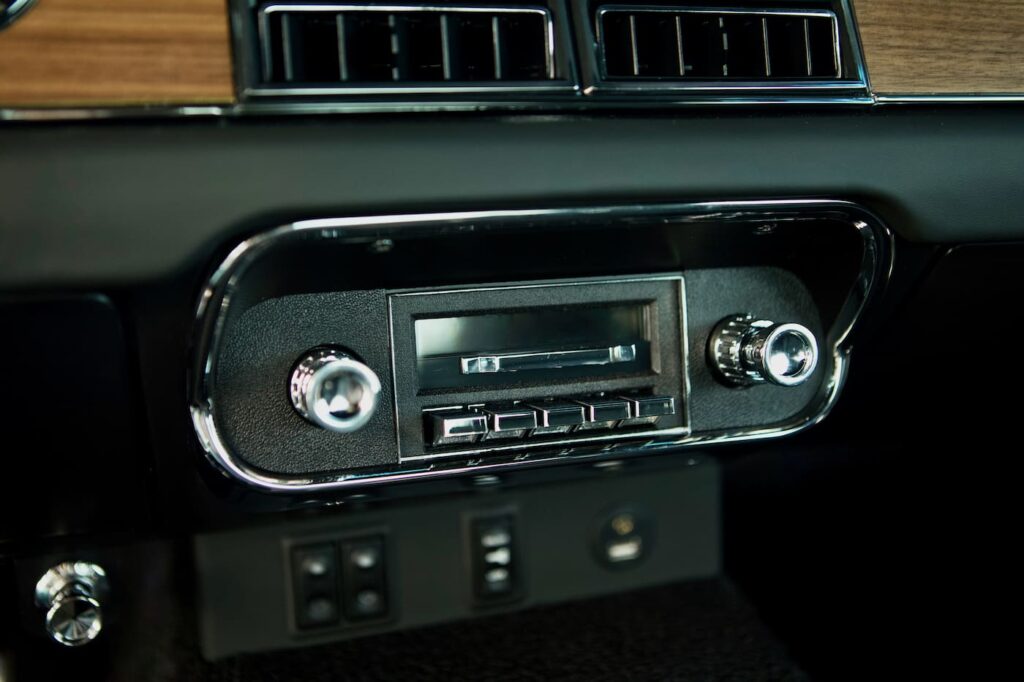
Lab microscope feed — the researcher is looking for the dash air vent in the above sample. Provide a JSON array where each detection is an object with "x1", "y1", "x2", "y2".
[
  {"x1": 255, "y1": 3, "x2": 559, "y2": 89},
  {"x1": 595, "y1": 4, "x2": 842, "y2": 82}
]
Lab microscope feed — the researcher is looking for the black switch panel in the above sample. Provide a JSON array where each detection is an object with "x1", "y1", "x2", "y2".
[
  {"x1": 469, "y1": 514, "x2": 520, "y2": 604},
  {"x1": 291, "y1": 543, "x2": 341, "y2": 629},
  {"x1": 339, "y1": 536, "x2": 389, "y2": 622}
]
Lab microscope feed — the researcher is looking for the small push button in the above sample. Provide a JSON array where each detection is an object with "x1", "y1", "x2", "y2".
[
  {"x1": 527, "y1": 401, "x2": 586, "y2": 435},
  {"x1": 429, "y1": 410, "x2": 488, "y2": 445},
  {"x1": 340, "y1": 536, "x2": 389, "y2": 621},
  {"x1": 574, "y1": 397, "x2": 632, "y2": 430},
  {"x1": 618, "y1": 395, "x2": 676, "y2": 426},
  {"x1": 479, "y1": 406, "x2": 537, "y2": 440},
  {"x1": 291, "y1": 544, "x2": 340, "y2": 629}
]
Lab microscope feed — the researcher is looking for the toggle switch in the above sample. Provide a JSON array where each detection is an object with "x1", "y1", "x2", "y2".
[{"x1": 470, "y1": 514, "x2": 520, "y2": 604}]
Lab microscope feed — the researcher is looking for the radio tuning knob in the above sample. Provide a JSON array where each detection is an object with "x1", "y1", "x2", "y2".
[
  {"x1": 35, "y1": 562, "x2": 108, "y2": 647},
  {"x1": 290, "y1": 347, "x2": 381, "y2": 433},
  {"x1": 708, "y1": 314, "x2": 819, "y2": 387}
]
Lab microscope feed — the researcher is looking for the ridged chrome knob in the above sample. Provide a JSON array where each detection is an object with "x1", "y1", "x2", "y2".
[
  {"x1": 35, "y1": 562, "x2": 108, "y2": 647},
  {"x1": 290, "y1": 347, "x2": 381, "y2": 433},
  {"x1": 709, "y1": 314, "x2": 818, "y2": 387}
]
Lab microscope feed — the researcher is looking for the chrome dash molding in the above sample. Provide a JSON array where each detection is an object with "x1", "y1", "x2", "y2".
[
  {"x1": 0, "y1": 0, "x2": 37, "y2": 31},
  {"x1": 189, "y1": 199, "x2": 893, "y2": 493}
]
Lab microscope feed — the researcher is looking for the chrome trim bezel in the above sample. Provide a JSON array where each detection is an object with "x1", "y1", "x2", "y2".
[
  {"x1": 247, "y1": 2, "x2": 572, "y2": 97},
  {"x1": 593, "y1": 5, "x2": 842, "y2": 84},
  {"x1": 0, "y1": 94, "x2": 875, "y2": 123},
  {"x1": 875, "y1": 94, "x2": 1024, "y2": 104},
  {"x1": 0, "y1": 0, "x2": 37, "y2": 31},
  {"x1": 579, "y1": 0, "x2": 868, "y2": 97},
  {"x1": 386, "y1": 274, "x2": 691, "y2": 462},
  {"x1": 189, "y1": 200, "x2": 892, "y2": 493}
]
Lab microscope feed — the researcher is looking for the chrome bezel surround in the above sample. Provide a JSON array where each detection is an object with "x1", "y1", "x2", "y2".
[
  {"x1": 0, "y1": 0, "x2": 37, "y2": 32},
  {"x1": 251, "y1": 3, "x2": 568, "y2": 97},
  {"x1": 387, "y1": 274, "x2": 691, "y2": 462},
  {"x1": 587, "y1": 5, "x2": 853, "y2": 95},
  {"x1": 189, "y1": 199, "x2": 893, "y2": 493},
  {"x1": 231, "y1": 0, "x2": 868, "y2": 106}
]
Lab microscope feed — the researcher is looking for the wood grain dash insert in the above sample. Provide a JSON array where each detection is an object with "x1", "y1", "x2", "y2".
[
  {"x1": 856, "y1": 0, "x2": 1024, "y2": 94},
  {"x1": 0, "y1": 0, "x2": 235, "y2": 107}
]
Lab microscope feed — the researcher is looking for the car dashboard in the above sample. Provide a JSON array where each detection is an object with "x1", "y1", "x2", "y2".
[{"x1": 0, "y1": 1, "x2": 1020, "y2": 680}]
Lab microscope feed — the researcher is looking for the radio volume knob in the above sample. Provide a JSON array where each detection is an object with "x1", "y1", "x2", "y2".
[
  {"x1": 708, "y1": 314, "x2": 819, "y2": 387},
  {"x1": 290, "y1": 348, "x2": 381, "y2": 433}
]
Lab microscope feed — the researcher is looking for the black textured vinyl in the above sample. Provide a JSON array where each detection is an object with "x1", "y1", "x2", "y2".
[
  {"x1": 3, "y1": 109, "x2": 1024, "y2": 287},
  {"x1": 215, "y1": 290, "x2": 399, "y2": 474},
  {"x1": 685, "y1": 267, "x2": 824, "y2": 432}
]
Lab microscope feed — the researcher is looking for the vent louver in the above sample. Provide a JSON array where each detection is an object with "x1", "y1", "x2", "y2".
[
  {"x1": 257, "y1": 3, "x2": 556, "y2": 87},
  {"x1": 596, "y1": 5, "x2": 841, "y2": 81}
]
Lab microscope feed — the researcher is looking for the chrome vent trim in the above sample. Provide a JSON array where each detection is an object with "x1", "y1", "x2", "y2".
[
  {"x1": 580, "y1": 1, "x2": 866, "y2": 96},
  {"x1": 229, "y1": 0, "x2": 868, "y2": 105},
  {"x1": 253, "y1": 3, "x2": 565, "y2": 95},
  {"x1": 596, "y1": 6, "x2": 841, "y2": 81}
]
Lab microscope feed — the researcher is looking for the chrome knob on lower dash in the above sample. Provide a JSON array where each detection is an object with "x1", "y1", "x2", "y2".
[
  {"x1": 708, "y1": 314, "x2": 819, "y2": 387},
  {"x1": 35, "y1": 562, "x2": 108, "y2": 647},
  {"x1": 290, "y1": 347, "x2": 381, "y2": 433}
]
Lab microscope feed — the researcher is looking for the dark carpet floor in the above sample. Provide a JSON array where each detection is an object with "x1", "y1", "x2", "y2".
[{"x1": 184, "y1": 579, "x2": 806, "y2": 682}]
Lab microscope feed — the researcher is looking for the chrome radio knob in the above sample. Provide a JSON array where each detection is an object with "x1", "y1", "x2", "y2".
[
  {"x1": 290, "y1": 347, "x2": 381, "y2": 433},
  {"x1": 35, "y1": 562, "x2": 108, "y2": 647},
  {"x1": 709, "y1": 314, "x2": 818, "y2": 387}
]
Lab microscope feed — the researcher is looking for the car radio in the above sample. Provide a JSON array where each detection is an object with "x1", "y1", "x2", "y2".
[
  {"x1": 387, "y1": 275, "x2": 688, "y2": 460},
  {"x1": 189, "y1": 201, "x2": 890, "y2": 494}
]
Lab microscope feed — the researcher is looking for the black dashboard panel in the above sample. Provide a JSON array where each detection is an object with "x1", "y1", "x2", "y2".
[
  {"x1": 2, "y1": 108, "x2": 1024, "y2": 288},
  {"x1": 2, "y1": 2, "x2": 1021, "y2": 671}
]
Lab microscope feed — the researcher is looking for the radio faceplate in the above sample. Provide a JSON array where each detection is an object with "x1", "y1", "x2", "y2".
[
  {"x1": 388, "y1": 276, "x2": 689, "y2": 461},
  {"x1": 189, "y1": 201, "x2": 891, "y2": 494}
]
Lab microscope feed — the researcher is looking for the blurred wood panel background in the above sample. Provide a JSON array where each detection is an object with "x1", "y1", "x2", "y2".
[
  {"x1": 856, "y1": 0, "x2": 1024, "y2": 94},
  {"x1": 0, "y1": 0, "x2": 234, "y2": 106}
]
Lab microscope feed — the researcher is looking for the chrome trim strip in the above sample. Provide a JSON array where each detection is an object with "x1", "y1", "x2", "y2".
[
  {"x1": 13, "y1": 93, "x2": 1024, "y2": 123},
  {"x1": 244, "y1": 83, "x2": 575, "y2": 96},
  {"x1": 188, "y1": 200, "x2": 892, "y2": 493},
  {"x1": 0, "y1": 0, "x2": 37, "y2": 31},
  {"x1": 459, "y1": 345, "x2": 638, "y2": 375},
  {"x1": 875, "y1": 94, "x2": 1024, "y2": 104},
  {"x1": 0, "y1": 95, "x2": 875, "y2": 122}
]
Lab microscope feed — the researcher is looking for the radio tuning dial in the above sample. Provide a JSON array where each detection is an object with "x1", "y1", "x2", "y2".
[
  {"x1": 290, "y1": 347, "x2": 381, "y2": 433},
  {"x1": 709, "y1": 314, "x2": 819, "y2": 387}
]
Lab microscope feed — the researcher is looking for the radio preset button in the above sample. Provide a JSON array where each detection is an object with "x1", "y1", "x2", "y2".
[
  {"x1": 527, "y1": 401, "x2": 586, "y2": 435},
  {"x1": 574, "y1": 398, "x2": 632, "y2": 430},
  {"x1": 480, "y1": 407, "x2": 537, "y2": 440},
  {"x1": 618, "y1": 395, "x2": 676, "y2": 426},
  {"x1": 429, "y1": 411, "x2": 488, "y2": 445}
]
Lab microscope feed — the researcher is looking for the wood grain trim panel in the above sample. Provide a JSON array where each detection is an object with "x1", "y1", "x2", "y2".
[
  {"x1": 0, "y1": 0, "x2": 234, "y2": 107},
  {"x1": 856, "y1": 0, "x2": 1024, "y2": 95}
]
